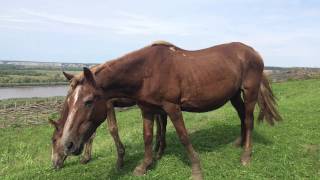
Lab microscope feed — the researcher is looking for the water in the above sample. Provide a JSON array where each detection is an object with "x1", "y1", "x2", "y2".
[{"x1": 0, "y1": 86, "x2": 68, "y2": 100}]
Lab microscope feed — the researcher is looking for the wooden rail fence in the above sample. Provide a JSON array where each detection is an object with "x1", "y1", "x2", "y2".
[{"x1": 0, "y1": 98, "x2": 63, "y2": 128}]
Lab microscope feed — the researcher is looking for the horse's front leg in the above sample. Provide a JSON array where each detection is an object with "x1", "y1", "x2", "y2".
[
  {"x1": 80, "y1": 132, "x2": 96, "y2": 164},
  {"x1": 163, "y1": 102, "x2": 203, "y2": 180},
  {"x1": 106, "y1": 102, "x2": 125, "y2": 169},
  {"x1": 133, "y1": 109, "x2": 154, "y2": 176}
]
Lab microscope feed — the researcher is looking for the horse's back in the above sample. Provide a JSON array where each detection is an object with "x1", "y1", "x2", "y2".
[{"x1": 170, "y1": 42, "x2": 264, "y2": 87}]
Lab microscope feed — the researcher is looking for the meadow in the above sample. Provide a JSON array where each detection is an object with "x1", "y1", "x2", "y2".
[{"x1": 0, "y1": 79, "x2": 319, "y2": 179}]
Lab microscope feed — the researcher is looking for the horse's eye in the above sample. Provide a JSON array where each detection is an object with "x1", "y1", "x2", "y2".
[
  {"x1": 52, "y1": 139, "x2": 56, "y2": 143},
  {"x1": 84, "y1": 100, "x2": 93, "y2": 108}
]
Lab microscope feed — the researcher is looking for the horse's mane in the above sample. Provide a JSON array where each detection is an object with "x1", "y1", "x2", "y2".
[
  {"x1": 55, "y1": 91, "x2": 71, "y2": 128},
  {"x1": 55, "y1": 78, "x2": 80, "y2": 128},
  {"x1": 92, "y1": 40, "x2": 177, "y2": 77}
]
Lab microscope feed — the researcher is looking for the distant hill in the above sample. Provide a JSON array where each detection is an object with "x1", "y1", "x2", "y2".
[
  {"x1": 264, "y1": 67, "x2": 320, "y2": 82},
  {"x1": 0, "y1": 60, "x2": 97, "y2": 71}
]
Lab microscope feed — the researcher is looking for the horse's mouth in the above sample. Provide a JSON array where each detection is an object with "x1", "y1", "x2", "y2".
[
  {"x1": 53, "y1": 155, "x2": 67, "y2": 170},
  {"x1": 53, "y1": 162, "x2": 64, "y2": 170}
]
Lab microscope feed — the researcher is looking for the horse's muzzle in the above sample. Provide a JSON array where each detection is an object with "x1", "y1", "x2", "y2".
[{"x1": 52, "y1": 155, "x2": 66, "y2": 170}]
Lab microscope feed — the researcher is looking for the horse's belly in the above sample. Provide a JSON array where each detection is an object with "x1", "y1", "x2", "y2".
[
  {"x1": 180, "y1": 97, "x2": 229, "y2": 112},
  {"x1": 179, "y1": 82, "x2": 239, "y2": 112}
]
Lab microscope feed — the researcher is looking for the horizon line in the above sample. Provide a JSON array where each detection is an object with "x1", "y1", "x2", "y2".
[{"x1": 1, "y1": 59, "x2": 319, "y2": 69}]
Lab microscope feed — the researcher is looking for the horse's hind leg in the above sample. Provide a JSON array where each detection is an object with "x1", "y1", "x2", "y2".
[
  {"x1": 106, "y1": 102, "x2": 125, "y2": 169},
  {"x1": 241, "y1": 84, "x2": 260, "y2": 166},
  {"x1": 230, "y1": 90, "x2": 245, "y2": 148},
  {"x1": 154, "y1": 113, "x2": 167, "y2": 159},
  {"x1": 80, "y1": 132, "x2": 96, "y2": 164}
]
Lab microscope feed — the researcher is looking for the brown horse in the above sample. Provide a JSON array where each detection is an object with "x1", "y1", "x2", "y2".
[
  {"x1": 58, "y1": 41, "x2": 281, "y2": 180},
  {"x1": 49, "y1": 73, "x2": 168, "y2": 169}
]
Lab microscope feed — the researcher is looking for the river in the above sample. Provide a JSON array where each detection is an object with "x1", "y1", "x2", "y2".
[{"x1": 0, "y1": 86, "x2": 68, "y2": 100}]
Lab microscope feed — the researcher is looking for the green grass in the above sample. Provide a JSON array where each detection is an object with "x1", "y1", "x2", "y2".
[{"x1": 0, "y1": 79, "x2": 319, "y2": 179}]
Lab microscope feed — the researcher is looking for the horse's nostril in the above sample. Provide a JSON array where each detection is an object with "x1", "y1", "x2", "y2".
[{"x1": 66, "y1": 141, "x2": 74, "y2": 150}]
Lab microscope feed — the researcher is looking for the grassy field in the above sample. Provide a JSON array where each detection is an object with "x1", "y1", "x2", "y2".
[{"x1": 0, "y1": 79, "x2": 319, "y2": 179}]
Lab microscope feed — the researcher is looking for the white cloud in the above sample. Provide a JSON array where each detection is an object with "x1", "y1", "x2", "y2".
[
  {"x1": 1, "y1": 9, "x2": 193, "y2": 36},
  {"x1": 20, "y1": 9, "x2": 106, "y2": 29},
  {"x1": 114, "y1": 11, "x2": 192, "y2": 36}
]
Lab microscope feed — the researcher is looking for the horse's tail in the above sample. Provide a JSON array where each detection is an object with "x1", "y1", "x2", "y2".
[{"x1": 257, "y1": 73, "x2": 282, "y2": 125}]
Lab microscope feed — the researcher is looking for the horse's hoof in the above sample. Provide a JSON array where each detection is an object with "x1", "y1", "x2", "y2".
[
  {"x1": 53, "y1": 164, "x2": 63, "y2": 170},
  {"x1": 192, "y1": 172, "x2": 203, "y2": 180},
  {"x1": 133, "y1": 165, "x2": 146, "y2": 176},
  {"x1": 155, "y1": 154, "x2": 162, "y2": 160},
  {"x1": 240, "y1": 151, "x2": 252, "y2": 166},
  {"x1": 80, "y1": 157, "x2": 91, "y2": 164},
  {"x1": 191, "y1": 163, "x2": 203, "y2": 180},
  {"x1": 154, "y1": 144, "x2": 160, "y2": 153},
  {"x1": 241, "y1": 158, "x2": 250, "y2": 166},
  {"x1": 156, "y1": 151, "x2": 164, "y2": 160},
  {"x1": 116, "y1": 159, "x2": 124, "y2": 170},
  {"x1": 233, "y1": 137, "x2": 242, "y2": 148}
]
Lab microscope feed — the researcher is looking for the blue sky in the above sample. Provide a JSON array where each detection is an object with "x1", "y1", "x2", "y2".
[{"x1": 0, "y1": 0, "x2": 319, "y2": 67}]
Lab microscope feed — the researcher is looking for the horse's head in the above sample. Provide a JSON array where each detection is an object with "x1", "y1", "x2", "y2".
[
  {"x1": 49, "y1": 71, "x2": 75, "y2": 169},
  {"x1": 49, "y1": 68, "x2": 107, "y2": 168},
  {"x1": 49, "y1": 118, "x2": 67, "y2": 169}
]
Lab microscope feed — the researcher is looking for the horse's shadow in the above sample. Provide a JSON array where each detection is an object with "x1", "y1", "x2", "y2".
[{"x1": 106, "y1": 123, "x2": 272, "y2": 179}]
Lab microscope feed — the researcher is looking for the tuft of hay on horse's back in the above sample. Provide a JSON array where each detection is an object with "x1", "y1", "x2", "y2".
[{"x1": 151, "y1": 40, "x2": 174, "y2": 47}]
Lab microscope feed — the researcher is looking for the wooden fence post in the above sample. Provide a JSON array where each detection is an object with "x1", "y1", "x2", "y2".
[{"x1": 3, "y1": 114, "x2": 6, "y2": 128}]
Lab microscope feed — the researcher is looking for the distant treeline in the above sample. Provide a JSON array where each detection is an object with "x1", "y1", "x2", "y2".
[
  {"x1": 265, "y1": 66, "x2": 285, "y2": 71},
  {"x1": 0, "y1": 64, "x2": 83, "y2": 71},
  {"x1": 0, "y1": 64, "x2": 82, "y2": 86},
  {"x1": 0, "y1": 82, "x2": 68, "y2": 87},
  {"x1": 0, "y1": 69, "x2": 44, "y2": 76},
  {"x1": 265, "y1": 66, "x2": 320, "y2": 71},
  {"x1": 0, "y1": 75, "x2": 67, "y2": 85}
]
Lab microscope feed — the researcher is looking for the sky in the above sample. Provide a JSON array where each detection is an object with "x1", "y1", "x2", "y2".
[{"x1": 0, "y1": 0, "x2": 319, "y2": 67}]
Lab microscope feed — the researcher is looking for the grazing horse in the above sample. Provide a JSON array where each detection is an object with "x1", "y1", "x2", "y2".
[
  {"x1": 58, "y1": 41, "x2": 281, "y2": 180},
  {"x1": 49, "y1": 73, "x2": 167, "y2": 169}
]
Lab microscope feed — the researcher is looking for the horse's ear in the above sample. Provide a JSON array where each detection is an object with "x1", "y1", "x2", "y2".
[
  {"x1": 48, "y1": 120, "x2": 58, "y2": 130},
  {"x1": 62, "y1": 71, "x2": 74, "y2": 81},
  {"x1": 83, "y1": 67, "x2": 96, "y2": 87}
]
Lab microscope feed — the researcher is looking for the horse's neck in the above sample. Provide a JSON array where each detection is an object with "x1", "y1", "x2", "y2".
[{"x1": 96, "y1": 50, "x2": 147, "y2": 99}]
